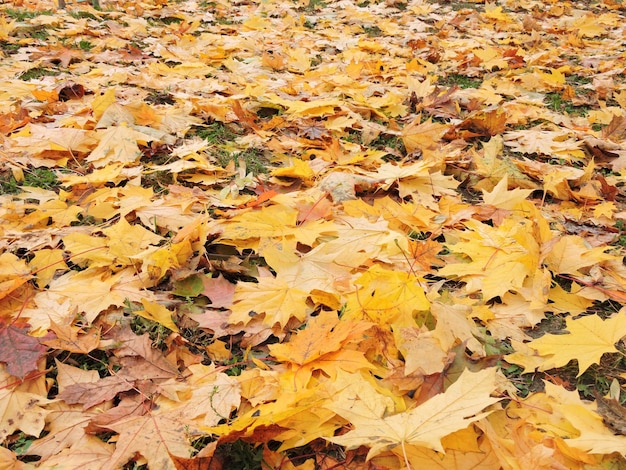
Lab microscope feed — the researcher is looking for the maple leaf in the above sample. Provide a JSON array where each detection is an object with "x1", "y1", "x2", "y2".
[
  {"x1": 472, "y1": 135, "x2": 538, "y2": 191},
  {"x1": 505, "y1": 309, "x2": 626, "y2": 376},
  {"x1": 135, "y1": 298, "x2": 179, "y2": 332},
  {"x1": 438, "y1": 217, "x2": 541, "y2": 300},
  {"x1": 481, "y1": 174, "x2": 533, "y2": 211},
  {"x1": 24, "y1": 267, "x2": 153, "y2": 329},
  {"x1": 504, "y1": 130, "x2": 585, "y2": 161},
  {"x1": 24, "y1": 389, "x2": 113, "y2": 466},
  {"x1": 102, "y1": 216, "x2": 163, "y2": 266},
  {"x1": 114, "y1": 331, "x2": 180, "y2": 380},
  {"x1": 41, "y1": 320, "x2": 100, "y2": 354},
  {"x1": 164, "y1": 363, "x2": 241, "y2": 427},
  {"x1": 450, "y1": 108, "x2": 507, "y2": 139},
  {"x1": 326, "y1": 368, "x2": 502, "y2": 459},
  {"x1": 0, "y1": 252, "x2": 31, "y2": 301},
  {"x1": 28, "y1": 248, "x2": 68, "y2": 288},
  {"x1": 544, "y1": 235, "x2": 616, "y2": 275},
  {"x1": 268, "y1": 311, "x2": 373, "y2": 387},
  {"x1": 201, "y1": 273, "x2": 235, "y2": 309},
  {"x1": 0, "y1": 325, "x2": 47, "y2": 379},
  {"x1": 100, "y1": 412, "x2": 198, "y2": 470},
  {"x1": 508, "y1": 382, "x2": 626, "y2": 456},
  {"x1": 0, "y1": 369, "x2": 51, "y2": 443},
  {"x1": 401, "y1": 117, "x2": 450, "y2": 156},
  {"x1": 230, "y1": 276, "x2": 310, "y2": 328},
  {"x1": 87, "y1": 123, "x2": 157, "y2": 168},
  {"x1": 58, "y1": 375, "x2": 135, "y2": 411},
  {"x1": 395, "y1": 327, "x2": 451, "y2": 376},
  {"x1": 343, "y1": 264, "x2": 430, "y2": 326}
]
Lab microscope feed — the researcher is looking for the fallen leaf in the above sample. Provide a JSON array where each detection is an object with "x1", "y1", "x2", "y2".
[
  {"x1": 0, "y1": 326, "x2": 47, "y2": 379},
  {"x1": 505, "y1": 309, "x2": 626, "y2": 376},
  {"x1": 327, "y1": 368, "x2": 501, "y2": 459}
]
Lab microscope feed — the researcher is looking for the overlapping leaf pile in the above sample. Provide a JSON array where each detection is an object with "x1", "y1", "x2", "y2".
[{"x1": 1, "y1": 0, "x2": 626, "y2": 468}]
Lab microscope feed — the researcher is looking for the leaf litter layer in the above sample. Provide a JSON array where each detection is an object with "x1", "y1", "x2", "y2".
[{"x1": 1, "y1": 0, "x2": 626, "y2": 468}]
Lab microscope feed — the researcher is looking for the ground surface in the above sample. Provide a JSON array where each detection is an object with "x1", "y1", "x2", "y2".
[{"x1": 1, "y1": 0, "x2": 626, "y2": 468}]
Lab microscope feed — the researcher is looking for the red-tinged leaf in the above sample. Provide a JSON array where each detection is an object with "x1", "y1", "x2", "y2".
[
  {"x1": 100, "y1": 413, "x2": 197, "y2": 470},
  {"x1": 114, "y1": 333, "x2": 180, "y2": 379},
  {"x1": 57, "y1": 83, "x2": 86, "y2": 101},
  {"x1": 58, "y1": 375, "x2": 135, "y2": 410},
  {"x1": 0, "y1": 325, "x2": 47, "y2": 379},
  {"x1": 169, "y1": 448, "x2": 223, "y2": 470},
  {"x1": 87, "y1": 396, "x2": 151, "y2": 431},
  {"x1": 41, "y1": 320, "x2": 100, "y2": 354},
  {"x1": 201, "y1": 274, "x2": 235, "y2": 309},
  {"x1": 0, "y1": 106, "x2": 30, "y2": 133}
]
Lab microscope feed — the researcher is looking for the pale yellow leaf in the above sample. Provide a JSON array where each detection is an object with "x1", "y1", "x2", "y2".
[{"x1": 327, "y1": 368, "x2": 501, "y2": 458}]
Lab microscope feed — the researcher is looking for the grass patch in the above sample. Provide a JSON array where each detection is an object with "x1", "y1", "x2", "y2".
[
  {"x1": 0, "y1": 41, "x2": 21, "y2": 53},
  {"x1": 614, "y1": 220, "x2": 626, "y2": 248},
  {"x1": 450, "y1": 1, "x2": 484, "y2": 11},
  {"x1": 566, "y1": 74, "x2": 593, "y2": 85},
  {"x1": 124, "y1": 299, "x2": 173, "y2": 350},
  {"x1": 27, "y1": 28, "x2": 50, "y2": 41},
  {"x1": 217, "y1": 148, "x2": 270, "y2": 175},
  {"x1": 0, "y1": 168, "x2": 61, "y2": 194},
  {"x1": 149, "y1": 16, "x2": 184, "y2": 26},
  {"x1": 370, "y1": 133, "x2": 406, "y2": 154},
  {"x1": 299, "y1": 0, "x2": 327, "y2": 12},
  {"x1": 215, "y1": 15, "x2": 236, "y2": 25},
  {"x1": 2, "y1": 9, "x2": 53, "y2": 20},
  {"x1": 190, "y1": 123, "x2": 270, "y2": 174},
  {"x1": 146, "y1": 90, "x2": 176, "y2": 105},
  {"x1": 78, "y1": 39, "x2": 93, "y2": 51},
  {"x1": 545, "y1": 92, "x2": 591, "y2": 116},
  {"x1": 192, "y1": 122, "x2": 239, "y2": 144},
  {"x1": 362, "y1": 25, "x2": 382, "y2": 37},
  {"x1": 68, "y1": 10, "x2": 101, "y2": 20},
  {"x1": 214, "y1": 440, "x2": 264, "y2": 469},
  {"x1": 6, "y1": 432, "x2": 36, "y2": 456},
  {"x1": 19, "y1": 67, "x2": 61, "y2": 81},
  {"x1": 440, "y1": 73, "x2": 482, "y2": 89}
]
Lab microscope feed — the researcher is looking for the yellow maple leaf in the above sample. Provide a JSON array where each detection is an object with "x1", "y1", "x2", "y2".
[
  {"x1": 571, "y1": 13, "x2": 608, "y2": 38},
  {"x1": 135, "y1": 298, "x2": 179, "y2": 332},
  {"x1": 87, "y1": 123, "x2": 156, "y2": 168},
  {"x1": 267, "y1": 313, "x2": 374, "y2": 386},
  {"x1": 32, "y1": 267, "x2": 150, "y2": 326},
  {"x1": 544, "y1": 235, "x2": 616, "y2": 275},
  {"x1": 0, "y1": 370, "x2": 51, "y2": 443},
  {"x1": 20, "y1": 199, "x2": 83, "y2": 230},
  {"x1": 0, "y1": 252, "x2": 32, "y2": 301},
  {"x1": 401, "y1": 117, "x2": 449, "y2": 155},
  {"x1": 472, "y1": 136, "x2": 537, "y2": 192},
  {"x1": 343, "y1": 264, "x2": 430, "y2": 326},
  {"x1": 505, "y1": 310, "x2": 626, "y2": 376},
  {"x1": 509, "y1": 382, "x2": 626, "y2": 455},
  {"x1": 327, "y1": 368, "x2": 501, "y2": 459},
  {"x1": 481, "y1": 175, "x2": 533, "y2": 211},
  {"x1": 395, "y1": 327, "x2": 449, "y2": 376},
  {"x1": 439, "y1": 217, "x2": 540, "y2": 300},
  {"x1": 269, "y1": 311, "x2": 371, "y2": 366},
  {"x1": 91, "y1": 88, "x2": 117, "y2": 121},
  {"x1": 166, "y1": 363, "x2": 240, "y2": 426},
  {"x1": 482, "y1": 4, "x2": 512, "y2": 23},
  {"x1": 230, "y1": 276, "x2": 309, "y2": 327},
  {"x1": 271, "y1": 158, "x2": 314, "y2": 183},
  {"x1": 102, "y1": 217, "x2": 163, "y2": 265}
]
